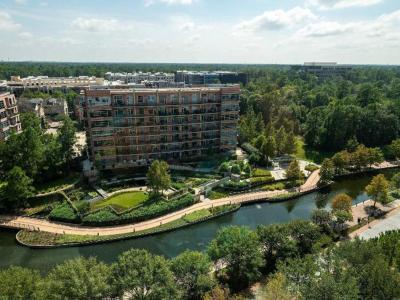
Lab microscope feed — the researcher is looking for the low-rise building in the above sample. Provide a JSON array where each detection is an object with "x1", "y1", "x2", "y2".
[
  {"x1": 175, "y1": 71, "x2": 248, "y2": 86},
  {"x1": 17, "y1": 98, "x2": 45, "y2": 119},
  {"x1": 0, "y1": 92, "x2": 22, "y2": 141},
  {"x1": 7, "y1": 76, "x2": 105, "y2": 97},
  {"x1": 18, "y1": 97, "x2": 68, "y2": 119},
  {"x1": 292, "y1": 62, "x2": 353, "y2": 80},
  {"x1": 78, "y1": 85, "x2": 240, "y2": 170},
  {"x1": 104, "y1": 72, "x2": 175, "y2": 84}
]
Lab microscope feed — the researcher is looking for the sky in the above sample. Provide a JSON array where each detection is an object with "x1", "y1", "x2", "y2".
[{"x1": 0, "y1": 0, "x2": 399, "y2": 64}]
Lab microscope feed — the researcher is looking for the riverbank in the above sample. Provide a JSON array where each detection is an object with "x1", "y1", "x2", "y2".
[{"x1": 16, "y1": 204, "x2": 241, "y2": 248}]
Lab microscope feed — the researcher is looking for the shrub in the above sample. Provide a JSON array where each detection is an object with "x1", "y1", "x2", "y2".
[
  {"x1": 83, "y1": 194, "x2": 195, "y2": 226},
  {"x1": 218, "y1": 162, "x2": 230, "y2": 174},
  {"x1": 223, "y1": 180, "x2": 249, "y2": 190},
  {"x1": 230, "y1": 164, "x2": 241, "y2": 175},
  {"x1": 284, "y1": 180, "x2": 304, "y2": 188},
  {"x1": 243, "y1": 164, "x2": 252, "y2": 176},
  {"x1": 82, "y1": 207, "x2": 119, "y2": 225},
  {"x1": 250, "y1": 176, "x2": 274, "y2": 185},
  {"x1": 389, "y1": 189, "x2": 400, "y2": 199},
  {"x1": 305, "y1": 164, "x2": 319, "y2": 172},
  {"x1": 49, "y1": 202, "x2": 80, "y2": 223},
  {"x1": 75, "y1": 200, "x2": 90, "y2": 214}
]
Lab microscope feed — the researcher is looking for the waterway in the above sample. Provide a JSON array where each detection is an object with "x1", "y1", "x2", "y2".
[{"x1": 0, "y1": 170, "x2": 397, "y2": 272}]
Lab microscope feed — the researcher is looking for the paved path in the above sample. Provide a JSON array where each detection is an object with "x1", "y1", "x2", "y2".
[
  {"x1": 349, "y1": 201, "x2": 400, "y2": 240},
  {"x1": 0, "y1": 170, "x2": 321, "y2": 236}
]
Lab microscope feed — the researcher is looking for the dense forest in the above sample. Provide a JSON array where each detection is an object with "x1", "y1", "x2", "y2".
[
  {"x1": 239, "y1": 66, "x2": 400, "y2": 154},
  {"x1": 2, "y1": 222, "x2": 400, "y2": 299}
]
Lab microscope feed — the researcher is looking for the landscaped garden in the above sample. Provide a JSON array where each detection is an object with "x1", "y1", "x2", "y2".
[
  {"x1": 34, "y1": 172, "x2": 81, "y2": 194},
  {"x1": 91, "y1": 191, "x2": 148, "y2": 213}
]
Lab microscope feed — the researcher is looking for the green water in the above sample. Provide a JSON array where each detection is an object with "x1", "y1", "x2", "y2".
[{"x1": 0, "y1": 170, "x2": 397, "y2": 272}]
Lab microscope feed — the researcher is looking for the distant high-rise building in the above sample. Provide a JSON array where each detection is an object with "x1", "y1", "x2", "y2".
[
  {"x1": 78, "y1": 85, "x2": 240, "y2": 170},
  {"x1": 0, "y1": 92, "x2": 22, "y2": 141}
]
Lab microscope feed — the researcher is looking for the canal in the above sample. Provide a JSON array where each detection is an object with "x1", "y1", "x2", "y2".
[{"x1": 0, "y1": 170, "x2": 397, "y2": 272}]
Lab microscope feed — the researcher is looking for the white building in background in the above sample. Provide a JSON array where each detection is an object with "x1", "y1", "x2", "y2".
[
  {"x1": 8, "y1": 75, "x2": 104, "y2": 88},
  {"x1": 104, "y1": 72, "x2": 175, "y2": 84}
]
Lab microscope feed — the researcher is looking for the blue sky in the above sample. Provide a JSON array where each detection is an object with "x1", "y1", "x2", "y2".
[{"x1": 0, "y1": 0, "x2": 399, "y2": 64}]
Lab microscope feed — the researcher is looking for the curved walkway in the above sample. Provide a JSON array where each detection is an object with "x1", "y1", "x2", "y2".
[{"x1": 0, "y1": 170, "x2": 320, "y2": 236}]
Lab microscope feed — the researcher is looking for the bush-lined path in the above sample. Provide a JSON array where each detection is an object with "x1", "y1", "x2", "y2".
[{"x1": 0, "y1": 171, "x2": 320, "y2": 236}]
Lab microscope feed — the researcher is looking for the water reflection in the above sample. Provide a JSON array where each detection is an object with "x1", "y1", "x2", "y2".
[{"x1": 0, "y1": 169, "x2": 397, "y2": 272}]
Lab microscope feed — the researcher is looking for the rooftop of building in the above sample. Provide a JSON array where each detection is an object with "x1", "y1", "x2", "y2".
[
  {"x1": 82, "y1": 84, "x2": 240, "y2": 94},
  {"x1": 105, "y1": 71, "x2": 174, "y2": 76},
  {"x1": 176, "y1": 70, "x2": 243, "y2": 75}
]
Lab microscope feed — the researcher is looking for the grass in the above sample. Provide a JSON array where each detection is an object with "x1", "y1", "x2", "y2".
[
  {"x1": 260, "y1": 182, "x2": 286, "y2": 191},
  {"x1": 183, "y1": 209, "x2": 211, "y2": 222},
  {"x1": 295, "y1": 137, "x2": 333, "y2": 164},
  {"x1": 91, "y1": 191, "x2": 148, "y2": 212},
  {"x1": 252, "y1": 168, "x2": 272, "y2": 177},
  {"x1": 208, "y1": 188, "x2": 229, "y2": 200},
  {"x1": 34, "y1": 173, "x2": 80, "y2": 194}
]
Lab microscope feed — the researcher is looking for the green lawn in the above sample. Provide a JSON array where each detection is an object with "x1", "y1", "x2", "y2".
[
  {"x1": 208, "y1": 188, "x2": 229, "y2": 200},
  {"x1": 295, "y1": 137, "x2": 333, "y2": 164},
  {"x1": 183, "y1": 209, "x2": 211, "y2": 222},
  {"x1": 92, "y1": 191, "x2": 148, "y2": 212},
  {"x1": 35, "y1": 173, "x2": 80, "y2": 194},
  {"x1": 252, "y1": 168, "x2": 272, "y2": 177}
]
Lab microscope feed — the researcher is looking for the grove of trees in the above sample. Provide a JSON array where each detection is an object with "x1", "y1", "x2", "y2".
[
  {"x1": 2, "y1": 222, "x2": 400, "y2": 299},
  {"x1": 0, "y1": 113, "x2": 77, "y2": 210}
]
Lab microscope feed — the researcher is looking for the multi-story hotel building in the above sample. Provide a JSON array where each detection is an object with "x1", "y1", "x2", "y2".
[
  {"x1": 79, "y1": 85, "x2": 240, "y2": 170},
  {"x1": 0, "y1": 92, "x2": 22, "y2": 141}
]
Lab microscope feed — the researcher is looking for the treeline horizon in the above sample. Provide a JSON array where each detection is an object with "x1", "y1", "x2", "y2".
[{"x1": 0, "y1": 61, "x2": 399, "y2": 80}]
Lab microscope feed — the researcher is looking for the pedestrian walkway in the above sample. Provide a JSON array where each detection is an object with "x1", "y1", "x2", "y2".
[
  {"x1": 350, "y1": 202, "x2": 400, "y2": 240},
  {"x1": 0, "y1": 170, "x2": 320, "y2": 237}
]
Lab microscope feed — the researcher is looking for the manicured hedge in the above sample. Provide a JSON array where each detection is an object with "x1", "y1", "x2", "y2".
[
  {"x1": 223, "y1": 180, "x2": 250, "y2": 190},
  {"x1": 48, "y1": 202, "x2": 80, "y2": 223},
  {"x1": 83, "y1": 194, "x2": 195, "y2": 226},
  {"x1": 250, "y1": 176, "x2": 275, "y2": 185}
]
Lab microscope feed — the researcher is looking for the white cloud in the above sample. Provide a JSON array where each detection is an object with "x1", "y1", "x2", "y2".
[
  {"x1": 71, "y1": 17, "x2": 128, "y2": 33},
  {"x1": 18, "y1": 32, "x2": 33, "y2": 39},
  {"x1": 0, "y1": 11, "x2": 21, "y2": 31},
  {"x1": 145, "y1": 0, "x2": 195, "y2": 6},
  {"x1": 235, "y1": 7, "x2": 317, "y2": 33},
  {"x1": 307, "y1": 0, "x2": 383, "y2": 9},
  {"x1": 14, "y1": 0, "x2": 27, "y2": 4},
  {"x1": 298, "y1": 21, "x2": 358, "y2": 37}
]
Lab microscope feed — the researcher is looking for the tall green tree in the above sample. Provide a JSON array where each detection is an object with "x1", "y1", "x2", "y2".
[
  {"x1": 261, "y1": 136, "x2": 276, "y2": 159},
  {"x1": 365, "y1": 174, "x2": 390, "y2": 208},
  {"x1": 0, "y1": 266, "x2": 45, "y2": 300},
  {"x1": 58, "y1": 116, "x2": 77, "y2": 163},
  {"x1": 171, "y1": 250, "x2": 216, "y2": 299},
  {"x1": 390, "y1": 139, "x2": 400, "y2": 160},
  {"x1": 112, "y1": 249, "x2": 180, "y2": 299},
  {"x1": 208, "y1": 226, "x2": 264, "y2": 291},
  {"x1": 45, "y1": 257, "x2": 112, "y2": 300},
  {"x1": 319, "y1": 158, "x2": 335, "y2": 185},
  {"x1": 285, "y1": 159, "x2": 303, "y2": 181},
  {"x1": 331, "y1": 193, "x2": 352, "y2": 212},
  {"x1": 257, "y1": 224, "x2": 297, "y2": 272},
  {"x1": 146, "y1": 160, "x2": 171, "y2": 195},
  {"x1": 1, "y1": 166, "x2": 34, "y2": 209}
]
